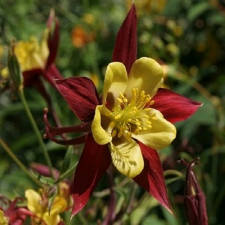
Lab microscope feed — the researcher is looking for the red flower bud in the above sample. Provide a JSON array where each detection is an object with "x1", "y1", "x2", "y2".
[
  {"x1": 31, "y1": 162, "x2": 60, "y2": 179},
  {"x1": 183, "y1": 160, "x2": 208, "y2": 225}
]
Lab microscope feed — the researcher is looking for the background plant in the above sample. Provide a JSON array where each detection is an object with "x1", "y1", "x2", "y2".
[{"x1": 0, "y1": 0, "x2": 225, "y2": 224}]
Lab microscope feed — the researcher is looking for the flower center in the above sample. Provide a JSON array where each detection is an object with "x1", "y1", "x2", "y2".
[{"x1": 108, "y1": 88, "x2": 155, "y2": 139}]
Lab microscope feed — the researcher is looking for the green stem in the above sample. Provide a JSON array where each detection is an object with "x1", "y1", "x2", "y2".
[
  {"x1": 56, "y1": 162, "x2": 78, "y2": 183},
  {"x1": 78, "y1": 212, "x2": 88, "y2": 225},
  {"x1": 19, "y1": 89, "x2": 54, "y2": 179},
  {"x1": 164, "y1": 169, "x2": 183, "y2": 177},
  {"x1": 0, "y1": 138, "x2": 42, "y2": 187},
  {"x1": 82, "y1": 0, "x2": 89, "y2": 9}
]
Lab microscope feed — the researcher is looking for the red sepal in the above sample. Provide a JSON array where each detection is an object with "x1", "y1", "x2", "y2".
[
  {"x1": 112, "y1": 4, "x2": 137, "y2": 73},
  {"x1": 56, "y1": 77, "x2": 100, "y2": 122},
  {"x1": 23, "y1": 69, "x2": 43, "y2": 87},
  {"x1": 4, "y1": 198, "x2": 33, "y2": 225},
  {"x1": 71, "y1": 134, "x2": 111, "y2": 215},
  {"x1": 134, "y1": 142, "x2": 173, "y2": 213},
  {"x1": 46, "y1": 11, "x2": 60, "y2": 68},
  {"x1": 44, "y1": 64, "x2": 63, "y2": 88},
  {"x1": 58, "y1": 222, "x2": 65, "y2": 225},
  {"x1": 152, "y1": 88, "x2": 202, "y2": 123}
]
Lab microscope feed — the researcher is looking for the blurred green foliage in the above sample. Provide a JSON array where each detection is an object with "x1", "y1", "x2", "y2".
[{"x1": 0, "y1": 0, "x2": 225, "y2": 224}]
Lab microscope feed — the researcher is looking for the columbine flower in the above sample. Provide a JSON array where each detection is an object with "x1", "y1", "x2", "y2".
[
  {"x1": 91, "y1": 57, "x2": 176, "y2": 178},
  {"x1": 5, "y1": 10, "x2": 62, "y2": 88},
  {"x1": 183, "y1": 160, "x2": 208, "y2": 225},
  {"x1": 25, "y1": 182, "x2": 69, "y2": 225},
  {"x1": 6, "y1": 10, "x2": 63, "y2": 127},
  {"x1": 44, "y1": 4, "x2": 201, "y2": 215}
]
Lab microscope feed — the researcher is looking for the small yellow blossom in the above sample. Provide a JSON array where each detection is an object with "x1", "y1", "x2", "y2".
[
  {"x1": 1, "y1": 67, "x2": 9, "y2": 79},
  {"x1": 167, "y1": 20, "x2": 183, "y2": 37},
  {"x1": 91, "y1": 58, "x2": 176, "y2": 178},
  {"x1": 25, "y1": 182, "x2": 69, "y2": 225},
  {"x1": 166, "y1": 43, "x2": 179, "y2": 56},
  {"x1": 0, "y1": 210, "x2": 8, "y2": 225},
  {"x1": 14, "y1": 30, "x2": 49, "y2": 72},
  {"x1": 126, "y1": 0, "x2": 166, "y2": 14},
  {"x1": 83, "y1": 13, "x2": 95, "y2": 25},
  {"x1": 0, "y1": 45, "x2": 9, "y2": 79}
]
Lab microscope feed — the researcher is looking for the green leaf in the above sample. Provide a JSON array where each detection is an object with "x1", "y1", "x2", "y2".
[
  {"x1": 176, "y1": 95, "x2": 216, "y2": 139},
  {"x1": 188, "y1": 2, "x2": 210, "y2": 21},
  {"x1": 162, "y1": 207, "x2": 180, "y2": 225},
  {"x1": 8, "y1": 51, "x2": 23, "y2": 89},
  {"x1": 130, "y1": 195, "x2": 158, "y2": 225},
  {"x1": 60, "y1": 146, "x2": 78, "y2": 174},
  {"x1": 163, "y1": 0, "x2": 182, "y2": 16},
  {"x1": 143, "y1": 215, "x2": 166, "y2": 225},
  {"x1": 208, "y1": 13, "x2": 225, "y2": 25}
]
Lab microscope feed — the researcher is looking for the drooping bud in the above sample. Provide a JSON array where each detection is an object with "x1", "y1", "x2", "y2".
[
  {"x1": 46, "y1": 9, "x2": 60, "y2": 68},
  {"x1": 183, "y1": 159, "x2": 208, "y2": 225},
  {"x1": 31, "y1": 162, "x2": 60, "y2": 179},
  {"x1": 8, "y1": 45, "x2": 23, "y2": 90}
]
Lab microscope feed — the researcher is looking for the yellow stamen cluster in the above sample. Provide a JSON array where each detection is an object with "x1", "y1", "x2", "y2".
[{"x1": 109, "y1": 88, "x2": 155, "y2": 139}]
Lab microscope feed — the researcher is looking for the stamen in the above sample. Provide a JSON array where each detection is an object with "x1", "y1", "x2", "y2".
[
  {"x1": 112, "y1": 129, "x2": 117, "y2": 137},
  {"x1": 109, "y1": 88, "x2": 155, "y2": 139}
]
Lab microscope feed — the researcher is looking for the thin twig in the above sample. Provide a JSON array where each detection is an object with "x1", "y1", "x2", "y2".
[
  {"x1": 19, "y1": 90, "x2": 54, "y2": 179},
  {"x1": 0, "y1": 138, "x2": 43, "y2": 187}
]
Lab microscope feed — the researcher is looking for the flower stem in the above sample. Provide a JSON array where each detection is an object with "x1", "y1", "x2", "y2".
[
  {"x1": 102, "y1": 167, "x2": 116, "y2": 225},
  {"x1": 164, "y1": 169, "x2": 183, "y2": 178},
  {"x1": 56, "y1": 162, "x2": 78, "y2": 183},
  {"x1": 19, "y1": 89, "x2": 54, "y2": 179},
  {"x1": 0, "y1": 138, "x2": 43, "y2": 187}
]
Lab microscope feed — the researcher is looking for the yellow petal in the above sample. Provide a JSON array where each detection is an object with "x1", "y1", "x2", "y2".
[
  {"x1": 51, "y1": 196, "x2": 68, "y2": 214},
  {"x1": 110, "y1": 139, "x2": 144, "y2": 178},
  {"x1": 14, "y1": 31, "x2": 49, "y2": 72},
  {"x1": 125, "y1": 57, "x2": 164, "y2": 98},
  {"x1": 102, "y1": 62, "x2": 128, "y2": 104},
  {"x1": 43, "y1": 212, "x2": 61, "y2": 225},
  {"x1": 0, "y1": 210, "x2": 8, "y2": 225},
  {"x1": 25, "y1": 189, "x2": 43, "y2": 216},
  {"x1": 132, "y1": 109, "x2": 176, "y2": 150},
  {"x1": 91, "y1": 105, "x2": 112, "y2": 145}
]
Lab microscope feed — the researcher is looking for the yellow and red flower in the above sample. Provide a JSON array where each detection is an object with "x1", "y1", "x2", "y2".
[
  {"x1": 6, "y1": 11, "x2": 62, "y2": 89},
  {"x1": 25, "y1": 182, "x2": 69, "y2": 225},
  {"x1": 44, "y1": 5, "x2": 201, "y2": 215},
  {"x1": 7, "y1": 10, "x2": 64, "y2": 127}
]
